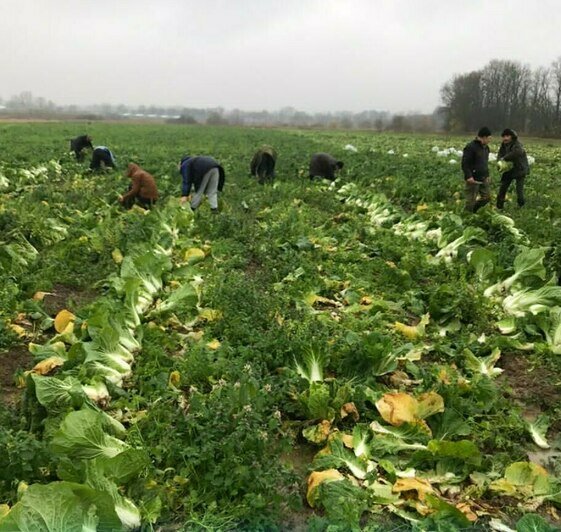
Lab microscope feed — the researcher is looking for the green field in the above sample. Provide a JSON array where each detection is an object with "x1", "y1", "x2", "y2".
[{"x1": 1, "y1": 123, "x2": 561, "y2": 531}]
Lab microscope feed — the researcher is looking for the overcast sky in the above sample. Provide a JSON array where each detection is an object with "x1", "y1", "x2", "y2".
[{"x1": 1, "y1": 0, "x2": 560, "y2": 113}]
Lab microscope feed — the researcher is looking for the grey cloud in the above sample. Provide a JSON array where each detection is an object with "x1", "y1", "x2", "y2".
[{"x1": 1, "y1": 0, "x2": 560, "y2": 113}]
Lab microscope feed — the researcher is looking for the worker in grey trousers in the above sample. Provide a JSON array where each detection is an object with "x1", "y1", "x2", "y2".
[{"x1": 179, "y1": 155, "x2": 226, "y2": 212}]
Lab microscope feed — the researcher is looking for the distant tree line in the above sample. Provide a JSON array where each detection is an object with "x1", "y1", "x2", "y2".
[
  {"x1": 0, "y1": 92, "x2": 445, "y2": 132},
  {"x1": 168, "y1": 107, "x2": 396, "y2": 129},
  {"x1": 440, "y1": 57, "x2": 561, "y2": 136},
  {"x1": 0, "y1": 93, "x2": 397, "y2": 129}
]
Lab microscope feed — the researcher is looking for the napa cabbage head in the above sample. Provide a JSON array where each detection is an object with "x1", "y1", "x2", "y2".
[
  {"x1": 484, "y1": 247, "x2": 547, "y2": 298},
  {"x1": 30, "y1": 374, "x2": 86, "y2": 413},
  {"x1": 50, "y1": 409, "x2": 129, "y2": 460},
  {"x1": 86, "y1": 311, "x2": 141, "y2": 354},
  {"x1": 463, "y1": 347, "x2": 503, "y2": 377},
  {"x1": 491, "y1": 212, "x2": 527, "y2": 242},
  {"x1": 527, "y1": 415, "x2": 550, "y2": 449},
  {"x1": 120, "y1": 251, "x2": 171, "y2": 296},
  {"x1": 295, "y1": 349, "x2": 325, "y2": 383},
  {"x1": 431, "y1": 227, "x2": 486, "y2": 263},
  {"x1": 352, "y1": 425, "x2": 371, "y2": 458},
  {"x1": 312, "y1": 438, "x2": 373, "y2": 480},
  {"x1": 537, "y1": 306, "x2": 561, "y2": 354},
  {"x1": 497, "y1": 160, "x2": 514, "y2": 173},
  {"x1": 80, "y1": 348, "x2": 132, "y2": 389},
  {"x1": 503, "y1": 284, "x2": 561, "y2": 317},
  {"x1": 0, "y1": 482, "x2": 124, "y2": 531},
  {"x1": 0, "y1": 172, "x2": 9, "y2": 190}
]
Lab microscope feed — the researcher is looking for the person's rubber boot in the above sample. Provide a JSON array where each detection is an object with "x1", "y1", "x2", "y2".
[{"x1": 211, "y1": 208, "x2": 219, "y2": 214}]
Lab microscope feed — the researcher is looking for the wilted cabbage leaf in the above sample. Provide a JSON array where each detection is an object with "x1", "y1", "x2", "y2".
[
  {"x1": 54, "y1": 309, "x2": 76, "y2": 334},
  {"x1": 376, "y1": 391, "x2": 444, "y2": 426},
  {"x1": 306, "y1": 469, "x2": 344, "y2": 507},
  {"x1": 394, "y1": 313, "x2": 430, "y2": 340}
]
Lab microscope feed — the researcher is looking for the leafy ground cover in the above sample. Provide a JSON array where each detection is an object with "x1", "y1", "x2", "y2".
[{"x1": 1, "y1": 123, "x2": 561, "y2": 531}]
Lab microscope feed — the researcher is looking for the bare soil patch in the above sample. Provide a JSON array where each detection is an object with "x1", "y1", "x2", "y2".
[
  {"x1": 278, "y1": 444, "x2": 317, "y2": 531},
  {"x1": 498, "y1": 354, "x2": 560, "y2": 411},
  {"x1": 499, "y1": 353, "x2": 561, "y2": 467},
  {"x1": 0, "y1": 346, "x2": 33, "y2": 407},
  {"x1": 42, "y1": 283, "x2": 97, "y2": 316},
  {"x1": 244, "y1": 256, "x2": 263, "y2": 277}
]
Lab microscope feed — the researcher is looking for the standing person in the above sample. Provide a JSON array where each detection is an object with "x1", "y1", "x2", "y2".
[
  {"x1": 118, "y1": 163, "x2": 159, "y2": 209},
  {"x1": 70, "y1": 134, "x2": 93, "y2": 161},
  {"x1": 496, "y1": 128, "x2": 529, "y2": 209},
  {"x1": 90, "y1": 146, "x2": 116, "y2": 171},
  {"x1": 250, "y1": 145, "x2": 277, "y2": 184},
  {"x1": 179, "y1": 155, "x2": 225, "y2": 212},
  {"x1": 461, "y1": 127, "x2": 492, "y2": 212},
  {"x1": 309, "y1": 153, "x2": 344, "y2": 181}
]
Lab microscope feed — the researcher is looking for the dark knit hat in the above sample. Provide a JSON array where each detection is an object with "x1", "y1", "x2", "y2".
[
  {"x1": 501, "y1": 128, "x2": 517, "y2": 138},
  {"x1": 477, "y1": 126, "x2": 492, "y2": 137}
]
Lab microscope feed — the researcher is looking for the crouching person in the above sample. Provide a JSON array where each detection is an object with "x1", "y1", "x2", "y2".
[
  {"x1": 309, "y1": 153, "x2": 344, "y2": 181},
  {"x1": 119, "y1": 163, "x2": 159, "y2": 209},
  {"x1": 90, "y1": 146, "x2": 117, "y2": 171},
  {"x1": 70, "y1": 134, "x2": 93, "y2": 161},
  {"x1": 250, "y1": 146, "x2": 277, "y2": 184},
  {"x1": 179, "y1": 155, "x2": 225, "y2": 213}
]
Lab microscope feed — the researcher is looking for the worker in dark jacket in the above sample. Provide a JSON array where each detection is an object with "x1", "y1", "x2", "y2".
[
  {"x1": 461, "y1": 127, "x2": 492, "y2": 212},
  {"x1": 90, "y1": 146, "x2": 116, "y2": 171},
  {"x1": 179, "y1": 155, "x2": 225, "y2": 212},
  {"x1": 119, "y1": 163, "x2": 159, "y2": 209},
  {"x1": 496, "y1": 128, "x2": 529, "y2": 209},
  {"x1": 70, "y1": 135, "x2": 93, "y2": 161},
  {"x1": 250, "y1": 146, "x2": 277, "y2": 184},
  {"x1": 309, "y1": 153, "x2": 344, "y2": 181}
]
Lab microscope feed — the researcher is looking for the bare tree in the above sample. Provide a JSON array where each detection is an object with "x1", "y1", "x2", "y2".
[
  {"x1": 440, "y1": 58, "x2": 561, "y2": 136},
  {"x1": 441, "y1": 71, "x2": 483, "y2": 131},
  {"x1": 528, "y1": 67, "x2": 552, "y2": 133},
  {"x1": 551, "y1": 56, "x2": 561, "y2": 131}
]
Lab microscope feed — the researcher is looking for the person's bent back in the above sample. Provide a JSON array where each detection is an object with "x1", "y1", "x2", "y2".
[
  {"x1": 309, "y1": 153, "x2": 343, "y2": 181},
  {"x1": 70, "y1": 135, "x2": 93, "y2": 161},
  {"x1": 179, "y1": 155, "x2": 226, "y2": 212},
  {"x1": 250, "y1": 146, "x2": 277, "y2": 184},
  {"x1": 90, "y1": 146, "x2": 116, "y2": 171},
  {"x1": 119, "y1": 163, "x2": 159, "y2": 209}
]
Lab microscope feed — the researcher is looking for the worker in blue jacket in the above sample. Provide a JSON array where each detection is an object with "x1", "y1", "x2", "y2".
[
  {"x1": 179, "y1": 155, "x2": 225, "y2": 212},
  {"x1": 90, "y1": 146, "x2": 117, "y2": 171}
]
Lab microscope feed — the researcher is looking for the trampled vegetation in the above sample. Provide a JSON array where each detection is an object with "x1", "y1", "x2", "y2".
[{"x1": 1, "y1": 123, "x2": 561, "y2": 531}]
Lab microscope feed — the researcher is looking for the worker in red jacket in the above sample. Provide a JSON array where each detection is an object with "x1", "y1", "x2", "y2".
[{"x1": 119, "y1": 163, "x2": 159, "y2": 209}]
